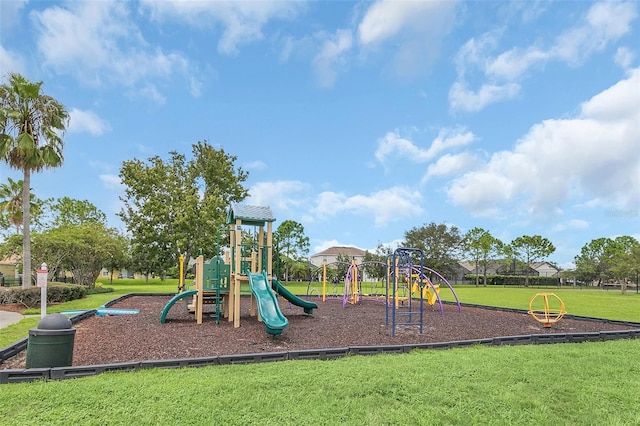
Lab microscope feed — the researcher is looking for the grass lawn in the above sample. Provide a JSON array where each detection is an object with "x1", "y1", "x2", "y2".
[
  {"x1": 1, "y1": 280, "x2": 639, "y2": 425},
  {"x1": 1, "y1": 340, "x2": 639, "y2": 424}
]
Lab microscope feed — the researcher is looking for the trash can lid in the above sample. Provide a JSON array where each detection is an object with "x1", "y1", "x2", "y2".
[{"x1": 37, "y1": 313, "x2": 73, "y2": 330}]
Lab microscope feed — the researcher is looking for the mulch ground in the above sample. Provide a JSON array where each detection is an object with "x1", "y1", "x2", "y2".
[{"x1": 1, "y1": 294, "x2": 637, "y2": 369}]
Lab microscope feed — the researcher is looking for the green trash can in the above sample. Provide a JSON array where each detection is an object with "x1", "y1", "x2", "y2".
[{"x1": 26, "y1": 313, "x2": 76, "y2": 369}]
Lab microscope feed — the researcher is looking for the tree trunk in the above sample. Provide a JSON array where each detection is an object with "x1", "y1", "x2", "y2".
[
  {"x1": 474, "y1": 259, "x2": 479, "y2": 287},
  {"x1": 22, "y1": 170, "x2": 32, "y2": 289}
]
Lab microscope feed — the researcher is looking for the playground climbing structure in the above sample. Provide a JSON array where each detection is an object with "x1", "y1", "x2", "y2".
[
  {"x1": 160, "y1": 204, "x2": 317, "y2": 336},
  {"x1": 386, "y1": 248, "x2": 462, "y2": 336}
]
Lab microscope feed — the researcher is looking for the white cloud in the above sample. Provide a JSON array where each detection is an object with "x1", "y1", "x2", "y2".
[
  {"x1": 244, "y1": 160, "x2": 267, "y2": 170},
  {"x1": 358, "y1": 0, "x2": 456, "y2": 46},
  {"x1": 374, "y1": 131, "x2": 425, "y2": 166},
  {"x1": 552, "y1": 219, "x2": 589, "y2": 232},
  {"x1": 429, "y1": 128, "x2": 477, "y2": 156},
  {"x1": 141, "y1": 0, "x2": 304, "y2": 55},
  {"x1": 446, "y1": 69, "x2": 640, "y2": 218},
  {"x1": 188, "y1": 76, "x2": 203, "y2": 98},
  {"x1": 447, "y1": 169, "x2": 516, "y2": 218},
  {"x1": 450, "y1": 2, "x2": 639, "y2": 112},
  {"x1": 375, "y1": 128, "x2": 476, "y2": 168},
  {"x1": 68, "y1": 108, "x2": 110, "y2": 136},
  {"x1": 453, "y1": 32, "x2": 501, "y2": 80},
  {"x1": 0, "y1": 0, "x2": 27, "y2": 30},
  {"x1": 99, "y1": 174, "x2": 122, "y2": 191},
  {"x1": 448, "y1": 81, "x2": 520, "y2": 112},
  {"x1": 486, "y1": 47, "x2": 549, "y2": 81},
  {"x1": 137, "y1": 85, "x2": 167, "y2": 105},
  {"x1": 312, "y1": 29, "x2": 353, "y2": 88},
  {"x1": 422, "y1": 152, "x2": 478, "y2": 183},
  {"x1": 313, "y1": 187, "x2": 423, "y2": 226},
  {"x1": 579, "y1": 68, "x2": 639, "y2": 121},
  {"x1": 33, "y1": 2, "x2": 192, "y2": 92},
  {"x1": 614, "y1": 47, "x2": 635, "y2": 70},
  {"x1": 357, "y1": 0, "x2": 457, "y2": 78},
  {"x1": 552, "y1": 2, "x2": 638, "y2": 65},
  {"x1": 0, "y1": 44, "x2": 25, "y2": 75},
  {"x1": 247, "y1": 180, "x2": 310, "y2": 211}
]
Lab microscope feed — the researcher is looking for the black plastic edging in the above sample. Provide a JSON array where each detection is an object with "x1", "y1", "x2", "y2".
[
  {"x1": 288, "y1": 347, "x2": 350, "y2": 360},
  {"x1": 349, "y1": 345, "x2": 405, "y2": 356},
  {"x1": 218, "y1": 351, "x2": 289, "y2": 365},
  {"x1": 0, "y1": 367, "x2": 50, "y2": 383},
  {"x1": 140, "y1": 356, "x2": 220, "y2": 369},
  {"x1": 2, "y1": 294, "x2": 640, "y2": 384},
  {"x1": 0, "y1": 338, "x2": 27, "y2": 361},
  {"x1": 49, "y1": 362, "x2": 140, "y2": 380}
]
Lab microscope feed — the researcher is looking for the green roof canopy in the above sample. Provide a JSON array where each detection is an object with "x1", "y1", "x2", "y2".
[{"x1": 226, "y1": 204, "x2": 276, "y2": 227}]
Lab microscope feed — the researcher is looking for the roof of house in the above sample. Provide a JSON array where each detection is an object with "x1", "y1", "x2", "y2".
[
  {"x1": 458, "y1": 261, "x2": 476, "y2": 271},
  {"x1": 531, "y1": 261, "x2": 559, "y2": 270},
  {"x1": 311, "y1": 246, "x2": 367, "y2": 258},
  {"x1": 0, "y1": 254, "x2": 20, "y2": 265},
  {"x1": 227, "y1": 204, "x2": 275, "y2": 226}
]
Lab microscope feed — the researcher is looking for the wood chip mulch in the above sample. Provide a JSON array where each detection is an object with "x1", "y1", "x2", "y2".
[{"x1": 1, "y1": 294, "x2": 637, "y2": 369}]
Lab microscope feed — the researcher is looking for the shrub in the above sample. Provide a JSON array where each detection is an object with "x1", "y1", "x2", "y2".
[
  {"x1": 87, "y1": 286, "x2": 114, "y2": 295},
  {"x1": 464, "y1": 274, "x2": 560, "y2": 287},
  {"x1": 0, "y1": 284, "x2": 88, "y2": 307}
]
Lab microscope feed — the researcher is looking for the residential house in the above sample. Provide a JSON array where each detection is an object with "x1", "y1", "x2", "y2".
[
  {"x1": 0, "y1": 254, "x2": 20, "y2": 277},
  {"x1": 454, "y1": 259, "x2": 560, "y2": 282},
  {"x1": 529, "y1": 262, "x2": 561, "y2": 277},
  {"x1": 309, "y1": 246, "x2": 367, "y2": 268}
]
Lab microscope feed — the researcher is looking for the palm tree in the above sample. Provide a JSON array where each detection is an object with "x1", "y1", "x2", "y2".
[
  {"x1": 0, "y1": 73, "x2": 68, "y2": 288},
  {"x1": 0, "y1": 177, "x2": 31, "y2": 234}
]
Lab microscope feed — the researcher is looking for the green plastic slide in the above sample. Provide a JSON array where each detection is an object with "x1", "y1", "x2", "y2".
[
  {"x1": 247, "y1": 272, "x2": 289, "y2": 336},
  {"x1": 160, "y1": 289, "x2": 198, "y2": 324},
  {"x1": 271, "y1": 278, "x2": 317, "y2": 315}
]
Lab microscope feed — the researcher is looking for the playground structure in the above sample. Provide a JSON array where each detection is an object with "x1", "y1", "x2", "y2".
[
  {"x1": 386, "y1": 248, "x2": 461, "y2": 336},
  {"x1": 410, "y1": 276, "x2": 440, "y2": 306},
  {"x1": 306, "y1": 248, "x2": 462, "y2": 336},
  {"x1": 307, "y1": 259, "x2": 388, "y2": 302},
  {"x1": 528, "y1": 292, "x2": 566, "y2": 327},
  {"x1": 160, "y1": 204, "x2": 317, "y2": 336}
]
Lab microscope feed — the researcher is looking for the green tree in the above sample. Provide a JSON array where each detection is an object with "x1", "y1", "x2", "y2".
[
  {"x1": 102, "y1": 232, "x2": 130, "y2": 284},
  {"x1": 25, "y1": 198, "x2": 125, "y2": 287},
  {"x1": 274, "y1": 220, "x2": 309, "y2": 284},
  {"x1": 507, "y1": 235, "x2": 555, "y2": 287},
  {"x1": 0, "y1": 73, "x2": 69, "y2": 288},
  {"x1": 32, "y1": 224, "x2": 123, "y2": 287},
  {"x1": 48, "y1": 196, "x2": 107, "y2": 228},
  {"x1": 403, "y1": 222, "x2": 463, "y2": 279},
  {"x1": 607, "y1": 236, "x2": 639, "y2": 294},
  {"x1": 574, "y1": 237, "x2": 614, "y2": 287},
  {"x1": 0, "y1": 177, "x2": 43, "y2": 235},
  {"x1": 290, "y1": 260, "x2": 310, "y2": 281},
  {"x1": 334, "y1": 253, "x2": 352, "y2": 282},
  {"x1": 362, "y1": 243, "x2": 391, "y2": 283},
  {"x1": 119, "y1": 141, "x2": 248, "y2": 278},
  {"x1": 463, "y1": 227, "x2": 504, "y2": 287}
]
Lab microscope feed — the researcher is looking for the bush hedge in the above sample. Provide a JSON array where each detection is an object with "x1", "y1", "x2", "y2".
[
  {"x1": 0, "y1": 284, "x2": 89, "y2": 307},
  {"x1": 464, "y1": 274, "x2": 561, "y2": 287}
]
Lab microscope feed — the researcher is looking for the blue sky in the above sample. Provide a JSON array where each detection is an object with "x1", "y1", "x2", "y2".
[{"x1": 1, "y1": 1, "x2": 638, "y2": 268}]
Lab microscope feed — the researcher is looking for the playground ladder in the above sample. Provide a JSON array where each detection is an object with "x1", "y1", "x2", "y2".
[{"x1": 203, "y1": 256, "x2": 230, "y2": 325}]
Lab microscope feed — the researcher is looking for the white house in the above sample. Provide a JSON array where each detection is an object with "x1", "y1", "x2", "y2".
[{"x1": 309, "y1": 246, "x2": 367, "y2": 268}]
